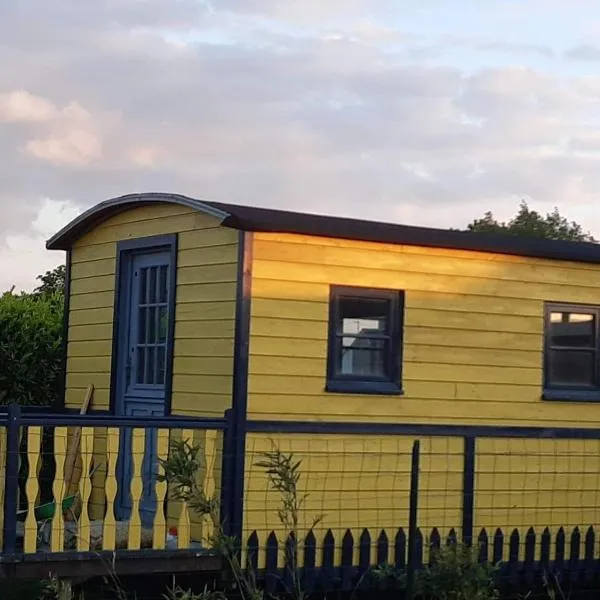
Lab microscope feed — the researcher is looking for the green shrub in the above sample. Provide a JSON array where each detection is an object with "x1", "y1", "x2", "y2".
[
  {"x1": 0, "y1": 290, "x2": 63, "y2": 406},
  {"x1": 413, "y1": 543, "x2": 499, "y2": 600}
]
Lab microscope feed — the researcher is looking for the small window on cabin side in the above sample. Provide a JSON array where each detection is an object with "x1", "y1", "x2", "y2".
[
  {"x1": 544, "y1": 303, "x2": 600, "y2": 401},
  {"x1": 326, "y1": 286, "x2": 404, "y2": 395}
]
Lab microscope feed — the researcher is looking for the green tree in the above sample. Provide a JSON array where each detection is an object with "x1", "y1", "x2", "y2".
[
  {"x1": 466, "y1": 201, "x2": 595, "y2": 242},
  {"x1": 34, "y1": 264, "x2": 66, "y2": 297},
  {"x1": 0, "y1": 265, "x2": 65, "y2": 406}
]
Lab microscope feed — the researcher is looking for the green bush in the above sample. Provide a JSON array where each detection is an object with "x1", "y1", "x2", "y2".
[
  {"x1": 413, "y1": 543, "x2": 500, "y2": 600},
  {"x1": 0, "y1": 290, "x2": 63, "y2": 407}
]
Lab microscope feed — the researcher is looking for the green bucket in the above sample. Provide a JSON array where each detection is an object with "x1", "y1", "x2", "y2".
[{"x1": 34, "y1": 495, "x2": 76, "y2": 521}]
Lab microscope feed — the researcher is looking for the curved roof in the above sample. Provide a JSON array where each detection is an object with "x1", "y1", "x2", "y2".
[{"x1": 47, "y1": 191, "x2": 600, "y2": 265}]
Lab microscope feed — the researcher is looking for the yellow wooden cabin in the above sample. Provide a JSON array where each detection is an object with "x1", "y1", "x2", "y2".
[{"x1": 5, "y1": 191, "x2": 600, "y2": 577}]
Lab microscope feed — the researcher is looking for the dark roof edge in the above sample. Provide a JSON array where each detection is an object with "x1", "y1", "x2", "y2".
[
  {"x1": 46, "y1": 193, "x2": 230, "y2": 250},
  {"x1": 208, "y1": 199, "x2": 600, "y2": 266},
  {"x1": 47, "y1": 192, "x2": 600, "y2": 266}
]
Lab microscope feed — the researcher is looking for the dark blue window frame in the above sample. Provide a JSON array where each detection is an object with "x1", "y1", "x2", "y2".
[
  {"x1": 543, "y1": 301, "x2": 600, "y2": 402},
  {"x1": 326, "y1": 285, "x2": 404, "y2": 395}
]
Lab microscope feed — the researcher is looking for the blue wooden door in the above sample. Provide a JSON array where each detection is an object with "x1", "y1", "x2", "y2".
[{"x1": 115, "y1": 250, "x2": 173, "y2": 526}]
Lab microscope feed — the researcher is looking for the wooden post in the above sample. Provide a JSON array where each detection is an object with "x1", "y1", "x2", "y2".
[{"x1": 63, "y1": 385, "x2": 93, "y2": 521}]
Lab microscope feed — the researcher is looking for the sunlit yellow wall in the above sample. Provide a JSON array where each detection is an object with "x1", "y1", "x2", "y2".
[
  {"x1": 66, "y1": 203, "x2": 238, "y2": 417},
  {"x1": 248, "y1": 231, "x2": 600, "y2": 425},
  {"x1": 244, "y1": 433, "x2": 463, "y2": 567},
  {"x1": 475, "y1": 437, "x2": 600, "y2": 562},
  {"x1": 243, "y1": 231, "x2": 600, "y2": 562}
]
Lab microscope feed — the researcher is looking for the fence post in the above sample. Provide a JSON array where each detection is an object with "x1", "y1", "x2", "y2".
[
  {"x1": 462, "y1": 436, "x2": 476, "y2": 547},
  {"x1": 2, "y1": 403, "x2": 22, "y2": 555},
  {"x1": 406, "y1": 439, "x2": 421, "y2": 599},
  {"x1": 220, "y1": 408, "x2": 235, "y2": 536}
]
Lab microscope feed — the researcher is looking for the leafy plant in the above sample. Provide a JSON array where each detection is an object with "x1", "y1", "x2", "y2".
[
  {"x1": 159, "y1": 440, "x2": 322, "y2": 600},
  {"x1": 159, "y1": 439, "x2": 264, "y2": 600},
  {"x1": 255, "y1": 444, "x2": 323, "y2": 600},
  {"x1": 412, "y1": 543, "x2": 499, "y2": 600},
  {"x1": 0, "y1": 290, "x2": 63, "y2": 406},
  {"x1": 164, "y1": 584, "x2": 227, "y2": 600}
]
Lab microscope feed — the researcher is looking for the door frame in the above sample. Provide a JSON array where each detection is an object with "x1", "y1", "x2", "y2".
[{"x1": 109, "y1": 233, "x2": 178, "y2": 416}]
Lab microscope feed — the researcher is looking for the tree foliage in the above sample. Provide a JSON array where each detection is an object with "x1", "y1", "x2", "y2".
[
  {"x1": 0, "y1": 264, "x2": 65, "y2": 406},
  {"x1": 466, "y1": 201, "x2": 595, "y2": 242},
  {"x1": 34, "y1": 264, "x2": 66, "y2": 297}
]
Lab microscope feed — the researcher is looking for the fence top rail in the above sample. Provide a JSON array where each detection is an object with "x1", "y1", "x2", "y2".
[
  {"x1": 0, "y1": 407, "x2": 227, "y2": 430},
  {"x1": 246, "y1": 419, "x2": 600, "y2": 440}
]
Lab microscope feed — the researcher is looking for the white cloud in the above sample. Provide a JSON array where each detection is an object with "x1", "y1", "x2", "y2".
[
  {"x1": 0, "y1": 90, "x2": 58, "y2": 123},
  {"x1": 0, "y1": 198, "x2": 80, "y2": 293},
  {"x1": 2, "y1": 1, "x2": 600, "y2": 291},
  {"x1": 26, "y1": 129, "x2": 103, "y2": 166}
]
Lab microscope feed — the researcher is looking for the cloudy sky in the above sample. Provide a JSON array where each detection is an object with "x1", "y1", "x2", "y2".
[{"x1": 2, "y1": 0, "x2": 600, "y2": 291}]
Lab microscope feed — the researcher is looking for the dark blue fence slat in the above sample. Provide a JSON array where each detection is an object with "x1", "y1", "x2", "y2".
[
  {"x1": 414, "y1": 528, "x2": 424, "y2": 570},
  {"x1": 321, "y1": 529, "x2": 335, "y2": 589},
  {"x1": 541, "y1": 527, "x2": 551, "y2": 572},
  {"x1": 376, "y1": 529, "x2": 389, "y2": 566},
  {"x1": 555, "y1": 527, "x2": 566, "y2": 581},
  {"x1": 359, "y1": 528, "x2": 371, "y2": 575},
  {"x1": 447, "y1": 528, "x2": 457, "y2": 547},
  {"x1": 524, "y1": 527, "x2": 536, "y2": 586},
  {"x1": 246, "y1": 530, "x2": 259, "y2": 574},
  {"x1": 265, "y1": 531, "x2": 279, "y2": 594},
  {"x1": 508, "y1": 529, "x2": 520, "y2": 586},
  {"x1": 478, "y1": 529, "x2": 488, "y2": 564},
  {"x1": 570, "y1": 527, "x2": 581, "y2": 585},
  {"x1": 493, "y1": 529, "x2": 504, "y2": 565},
  {"x1": 283, "y1": 533, "x2": 296, "y2": 591},
  {"x1": 395, "y1": 528, "x2": 406, "y2": 569},
  {"x1": 303, "y1": 530, "x2": 317, "y2": 592},
  {"x1": 585, "y1": 527, "x2": 595, "y2": 583},
  {"x1": 341, "y1": 529, "x2": 354, "y2": 590}
]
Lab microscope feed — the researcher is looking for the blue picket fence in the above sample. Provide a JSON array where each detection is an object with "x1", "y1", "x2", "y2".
[{"x1": 244, "y1": 525, "x2": 600, "y2": 594}]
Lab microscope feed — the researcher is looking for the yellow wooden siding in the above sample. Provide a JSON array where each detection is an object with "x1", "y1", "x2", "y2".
[
  {"x1": 244, "y1": 432, "x2": 463, "y2": 567},
  {"x1": 475, "y1": 437, "x2": 600, "y2": 561},
  {"x1": 247, "y1": 232, "x2": 600, "y2": 427},
  {"x1": 66, "y1": 203, "x2": 238, "y2": 417}
]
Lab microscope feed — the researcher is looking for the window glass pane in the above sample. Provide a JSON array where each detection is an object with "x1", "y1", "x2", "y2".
[
  {"x1": 157, "y1": 346, "x2": 166, "y2": 384},
  {"x1": 338, "y1": 337, "x2": 387, "y2": 377},
  {"x1": 148, "y1": 306, "x2": 157, "y2": 343},
  {"x1": 137, "y1": 307, "x2": 147, "y2": 344},
  {"x1": 550, "y1": 312, "x2": 595, "y2": 347},
  {"x1": 136, "y1": 347, "x2": 146, "y2": 384},
  {"x1": 340, "y1": 297, "x2": 389, "y2": 336},
  {"x1": 148, "y1": 267, "x2": 157, "y2": 304},
  {"x1": 548, "y1": 349, "x2": 595, "y2": 387},
  {"x1": 158, "y1": 306, "x2": 168, "y2": 342},
  {"x1": 139, "y1": 268, "x2": 147, "y2": 304},
  {"x1": 146, "y1": 346, "x2": 155, "y2": 384},
  {"x1": 159, "y1": 266, "x2": 169, "y2": 303}
]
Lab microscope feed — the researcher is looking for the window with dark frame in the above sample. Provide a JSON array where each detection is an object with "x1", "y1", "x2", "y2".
[
  {"x1": 544, "y1": 303, "x2": 600, "y2": 401},
  {"x1": 326, "y1": 286, "x2": 404, "y2": 394}
]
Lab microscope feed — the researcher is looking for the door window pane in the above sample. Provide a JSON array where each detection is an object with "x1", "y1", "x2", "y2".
[
  {"x1": 148, "y1": 267, "x2": 157, "y2": 304},
  {"x1": 136, "y1": 347, "x2": 146, "y2": 384},
  {"x1": 158, "y1": 306, "x2": 168, "y2": 342},
  {"x1": 139, "y1": 268, "x2": 148, "y2": 304},
  {"x1": 548, "y1": 349, "x2": 595, "y2": 387},
  {"x1": 159, "y1": 266, "x2": 169, "y2": 303},
  {"x1": 549, "y1": 312, "x2": 595, "y2": 348},
  {"x1": 137, "y1": 307, "x2": 147, "y2": 344}
]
